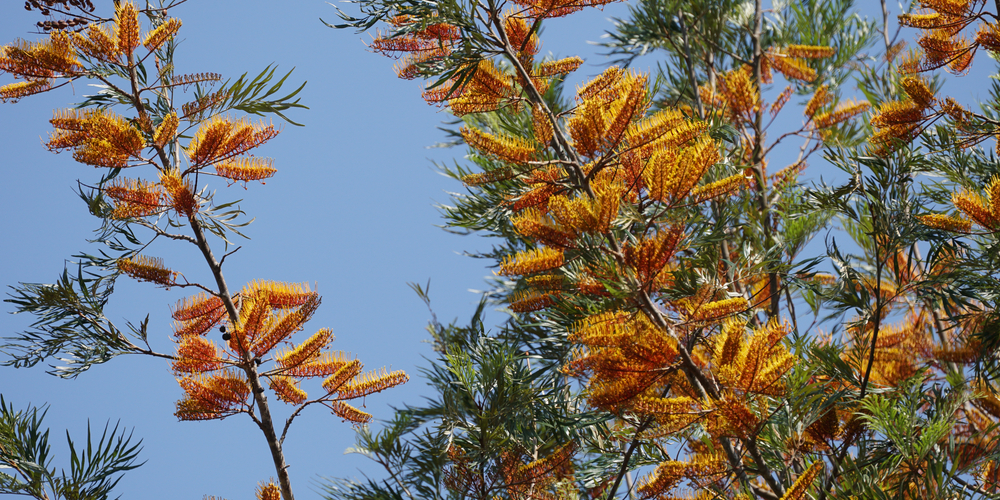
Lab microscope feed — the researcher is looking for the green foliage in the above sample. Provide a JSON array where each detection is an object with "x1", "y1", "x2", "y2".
[
  {"x1": 0, "y1": 396, "x2": 143, "y2": 500},
  {"x1": 3, "y1": 260, "x2": 141, "y2": 379},
  {"x1": 321, "y1": 289, "x2": 611, "y2": 500},
  {"x1": 191, "y1": 65, "x2": 308, "y2": 126}
]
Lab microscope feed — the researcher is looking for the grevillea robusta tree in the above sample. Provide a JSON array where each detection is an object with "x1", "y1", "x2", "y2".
[{"x1": 320, "y1": 0, "x2": 1000, "y2": 499}]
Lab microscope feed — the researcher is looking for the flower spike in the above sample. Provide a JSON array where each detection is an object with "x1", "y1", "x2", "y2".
[
  {"x1": 188, "y1": 115, "x2": 279, "y2": 167},
  {"x1": 215, "y1": 157, "x2": 277, "y2": 183},
  {"x1": 118, "y1": 255, "x2": 177, "y2": 286},
  {"x1": 154, "y1": 112, "x2": 179, "y2": 148},
  {"x1": 781, "y1": 461, "x2": 824, "y2": 500},
  {"x1": 256, "y1": 479, "x2": 281, "y2": 500},
  {"x1": 461, "y1": 126, "x2": 537, "y2": 163},
  {"x1": 173, "y1": 336, "x2": 225, "y2": 374},
  {"x1": 143, "y1": 18, "x2": 182, "y2": 51},
  {"x1": 269, "y1": 376, "x2": 308, "y2": 405},
  {"x1": 335, "y1": 368, "x2": 409, "y2": 399},
  {"x1": 784, "y1": 44, "x2": 836, "y2": 59},
  {"x1": 74, "y1": 24, "x2": 118, "y2": 62},
  {"x1": 0, "y1": 31, "x2": 81, "y2": 80},
  {"x1": 321, "y1": 359, "x2": 364, "y2": 393},
  {"x1": 159, "y1": 169, "x2": 198, "y2": 217},
  {"x1": 172, "y1": 293, "x2": 225, "y2": 322},
  {"x1": 114, "y1": 2, "x2": 141, "y2": 55},
  {"x1": 104, "y1": 178, "x2": 162, "y2": 219},
  {"x1": 175, "y1": 370, "x2": 251, "y2": 421},
  {"x1": 499, "y1": 247, "x2": 565, "y2": 276},
  {"x1": 328, "y1": 400, "x2": 373, "y2": 425},
  {"x1": 276, "y1": 328, "x2": 335, "y2": 369},
  {"x1": 0, "y1": 79, "x2": 51, "y2": 102}
]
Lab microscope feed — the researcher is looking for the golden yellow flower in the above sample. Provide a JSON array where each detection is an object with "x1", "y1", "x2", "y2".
[
  {"x1": 114, "y1": 2, "x2": 140, "y2": 56},
  {"x1": 143, "y1": 18, "x2": 182, "y2": 51}
]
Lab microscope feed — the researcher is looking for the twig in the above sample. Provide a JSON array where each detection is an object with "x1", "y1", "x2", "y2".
[
  {"x1": 219, "y1": 245, "x2": 241, "y2": 266},
  {"x1": 676, "y1": 10, "x2": 705, "y2": 118},
  {"x1": 605, "y1": 416, "x2": 655, "y2": 500}
]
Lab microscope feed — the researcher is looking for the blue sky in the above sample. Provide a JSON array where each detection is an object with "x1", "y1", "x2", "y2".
[{"x1": 0, "y1": 1, "x2": 646, "y2": 498}]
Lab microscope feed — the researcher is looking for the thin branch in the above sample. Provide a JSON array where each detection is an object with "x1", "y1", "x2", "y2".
[
  {"x1": 130, "y1": 219, "x2": 199, "y2": 244},
  {"x1": 127, "y1": 348, "x2": 176, "y2": 361},
  {"x1": 859, "y1": 200, "x2": 885, "y2": 400},
  {"x1": 676, "y1": 10, "x2": 705, "y2": 118},
  {"x1": 373, "y1": 452, "x2": 416, "y2": 500},
  {"x1": 606, "y1": 415, "x2": 655, "y2": 500},
  {"x1": 219, "y1": 245, "x2": 242, "y2": 267},
  {"x1": 750, "y1": 0, "x2": 780, "y2": 322},
  {"x1": 881, "y1": 0, "x2": 891, "y2": 53},
  {"x1": 279, "y1": 397, "x2": 329, "y2": 446},
  {"x1": 762, "y1": 127, "x2": 818, "y2": 157}
]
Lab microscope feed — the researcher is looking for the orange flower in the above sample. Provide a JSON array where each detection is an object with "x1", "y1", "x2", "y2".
[
  {"x1": 173, "y1": 336, "x2": 225, "y2": 374},
  {"x1": 898, "y1": 13, "x2": 943, "y2": 29},
  {"x1": 215, "y1": 157, "x2": 277, "y2": 183},
  {"x1": 159, "y1": 169, "x2": 198, "y2": 217},
  {"x1": 953, "y1": 189, "x2": 997, "y2": 230},
  {"x1": 813, "y1": 100, "x2": 871, "y2": 129},
  {"x1": 690, "y1": 173, "x2": 746, "y2": 203},
  {"x1": 767, "y1": 52, "x2": 817, "y2": 82},
  {"x1": 104, "y1": 178, "x2": 162, "y2": 219},
  {"x1": 919, "y1": 213, "x2": 972, "y2": 232},
  {"x1": 0, "y1": 79, "x2": 51, "y2": 102},
  {"x1": 334, "y1": 368, "x2": 409, "y2": 400},
  {"x1": 143, "y1": 18, "x2": 182, "y2": 51},
  {"x1": 255, "y1": 479, "x2": 281, "y2": 500},
  {"x1": 499, "y1": 247, "x2": 565, "y2": 276},
  {"x1": 275, "y1": 328, "x2": 334, "y2": 369},
  {"x1": 118, "y1": 254, "x2": 176, "y2": 286},
  {"x1": 269, "y1": 376, "x2": 308, "y2": 405},
  {"x1": 175, "y1": 370, "x2": 251, "y2": 420},
  {"x1": 328, "y1": 400, "x2": 373, "y2": 424},
  {"x1": 188, "y1": 115, "x2": 278, "y2": 167},
  {"x1": 114, "y1": 2, "x2": 141, "y2": 56},
  {"x1": 153, "y1": 112, "x2": 179, "y2": 148},
  {"x1": 461, "y1": 126, "x2": 537, "y2": 163},
  {"x1": 782, "y1": 461, "x2": 824, "y2": 500},
  {"x1": 784, "y1": 44, "x2": 836, "y2": 59},
  {"x1": 534, "y1": 56, "x2": 583, "y2": 77},
  {"x1": 74, "y1": 23, "x2": 118, "y2": 62},
  {"x1": 900, "y1": 76, "x2": 935, "y2": 108},
  {"x1": 509, "y1": 290, "x2": 557, "y2": 312},
  {"x1": 321, "y1": 359, "x2": 364, "y2": 393},
  {"x1": 0, "y1": 31, "x2": 80, "y2": 79}
]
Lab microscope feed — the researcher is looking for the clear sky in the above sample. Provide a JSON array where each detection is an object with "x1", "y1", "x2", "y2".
[{"x1": 0, "y1": 1, "x2": 646, "y2": 498}]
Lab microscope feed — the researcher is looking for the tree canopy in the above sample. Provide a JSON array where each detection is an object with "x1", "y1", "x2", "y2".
[{"x1": 6, "y1": 0, "x2": 1000, "y2": 499}]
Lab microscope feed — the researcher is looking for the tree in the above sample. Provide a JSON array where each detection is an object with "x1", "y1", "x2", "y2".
[
  {"x1": 322, "y1": 0, "x2": 1000, "y2": 499},
  {"x1": 0, "y1": 2, "x2": 407, "y2": 499}
]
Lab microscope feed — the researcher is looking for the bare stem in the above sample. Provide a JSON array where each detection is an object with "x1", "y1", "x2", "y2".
[
  {"x1": 676, "y1": 10, "x2": 704, "y2": 118},
  {"x1": 750, "y1": 0, "x2": 780, "y2": 320},
  {"x1": 881, "y1": 0, "x2": 891, "y2": 53},
  {"x1": 605, "y1": 417, "x2": 654, "y2": 500}
]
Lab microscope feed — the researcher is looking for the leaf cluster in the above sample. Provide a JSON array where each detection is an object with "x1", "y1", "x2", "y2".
[{"x1": 0, "y1": 396, "x2": 143, "y2": 500}]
